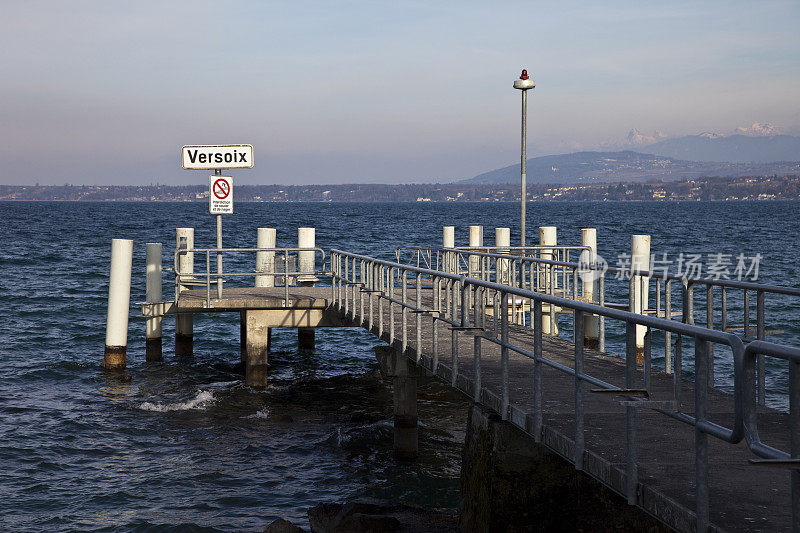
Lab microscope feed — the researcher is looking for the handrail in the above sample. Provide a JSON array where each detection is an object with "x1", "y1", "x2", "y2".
[
  {"x1": 330, "y1": 248, "x2": 799, "y2": 531},
  {"x1": 174, "y1": 247, "x2": 326, "y2": 308},
  {"x1": 397, "y1": 245, "x2": 800, "y2": 406}
]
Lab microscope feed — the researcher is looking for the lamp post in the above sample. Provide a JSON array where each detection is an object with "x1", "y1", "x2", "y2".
[{"x1": 513, "y1": 69, "x2": 535, "y2": 247}]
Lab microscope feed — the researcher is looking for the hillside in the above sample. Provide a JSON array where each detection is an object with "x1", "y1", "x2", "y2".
[{"x1": 464, "y1": 151, "x2": 800, "y2": 185}]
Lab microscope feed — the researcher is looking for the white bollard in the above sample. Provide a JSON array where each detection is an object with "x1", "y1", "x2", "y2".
[
  {"x1": 175, "y1": 228, "x2": 194, "y2": 356},
  {"x1": 104, "y1": 238, "x2": 133, "y2": 369},
  {"x1": 443, "y1": 226, "x2": 455, "y2": 273},
  {"x1": 581, "y1": 229, "x2": 599, "y2": 348},
  {"x1": 495, "y1": 227, "x2": 511, "y2": 284},
  {"x1": 631, "y1": 235, "x2": 651, "y2": 356},
  {"x1": 255, "y1": 228, "x2": 276, "y2": 288},
  {"x1": 145, "y1": 242, "x2": 163, "y2": 361},
  {"x1": 297, "y1": 227, "x2": 317, "y2": 285},
  {"x1": 297, "y1": 227, "x2": 317, "y2": 349},
  {"x1": 539, "y1": 226, "x2": 558, "y2": 335},
  {"x1": 468, "y1": 225, "x2": 483, "y2": 275}
]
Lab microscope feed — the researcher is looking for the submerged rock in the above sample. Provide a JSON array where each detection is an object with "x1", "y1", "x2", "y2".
[
  {"x1": 264, "y1": 517, "x2": 306, "y2": 533},
  {"x1": 308, "y1": 498, "x2": 457, "y2": 532}
]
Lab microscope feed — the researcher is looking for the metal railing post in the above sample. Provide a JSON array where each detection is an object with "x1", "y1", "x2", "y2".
[
  {"x1": 401, "y1": 270, "x2": 408, "y2": 354},
  {"x1": 533, "y1": 298, "x2": 543, "y2": 442},
  {"x1": 758, "y1": 290, "x2": 766, "y2": 406},
  {"x1": 625, "y1": 321, "x2": 638, "y2": 505},
  {"x1": 694, "y1": 338, "x2": 710, "y2": 531},
  {"x1": 501, "y1": 289, "x2": 509, "y2": 420},
  {"x1": 574, "y1": 309, "x2": 585, "y2": 470}
]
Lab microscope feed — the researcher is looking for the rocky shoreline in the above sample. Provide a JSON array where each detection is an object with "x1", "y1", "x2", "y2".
[{"x1": 264, "y1": 498, "x2": 458, "y2": 532}]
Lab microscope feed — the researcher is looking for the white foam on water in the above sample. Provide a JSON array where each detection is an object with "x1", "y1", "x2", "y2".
[
  {"x1": 245, "y1": 408, "x2": 270, "y2": 419},
  {"x1": 139, "y1": 390, "x2": 214, "y2": 412}
]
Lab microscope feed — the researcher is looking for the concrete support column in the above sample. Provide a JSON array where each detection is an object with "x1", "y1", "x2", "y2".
[
  {"x1": 581, "y1": 229, "x2": 599, "y2": 349},
  {"x1": 298, "y1": 227, "x2": 316, "y2": 350},
  {"x1": 495, "y1": 227, "x2": 510, "y2": 284},
  {"x1": 145, "y1": 242, "x2": 163, "y2": 361},
  {"x1": 539, "y1": 226, "x2": 558, "y2": 335},
  {"x1": 255, "y1": 227, "x2": 276, "y2": 288},
  {"x1": 243, "y1": 310, "x2": 270, "y2": 388},
  {"x1": 375, "y1": 346, "x2": 419, "y2": 460},
  {"x1": 104, "y1": 238, "x2": 133, "y2": 369},
  {"x1": 175, "y1": 228, "x2": 194, "y2": 356},
  {"x1": 631, "y1": 235, "x2": 651, "y2": 359},
  {"x1": 443, "y1": 226, "x2": 455, "y2": 273},
  {"x1": 468, "y1": 225, "x2": 483, "y2": 275}
]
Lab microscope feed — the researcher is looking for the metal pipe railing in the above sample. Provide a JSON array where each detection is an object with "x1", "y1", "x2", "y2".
[
  {"x1": 330, "y1": 248, "x2": 800, "y2": 531},
  {"x1": 174, "y1": 247, "x2": 326, "y2": 308},
  {"x1": 397, "y1": 245, "x2": 800, "y2": 406}
]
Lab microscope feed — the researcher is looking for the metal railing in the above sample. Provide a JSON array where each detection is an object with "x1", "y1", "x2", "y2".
[
  {"x1": 174, "y1": 246, "x2": 326, "y2": 307},
  {"x1": 397, "y1": 245, "x2": 800, "y2": 406},
  {"x1": 330, "y1": 249, "x2": 799, "y2": 531}
]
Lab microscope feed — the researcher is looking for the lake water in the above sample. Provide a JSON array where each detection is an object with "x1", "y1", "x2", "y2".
[{"x1": 1, "y1": 200, "x2": 799, "y2": 531}]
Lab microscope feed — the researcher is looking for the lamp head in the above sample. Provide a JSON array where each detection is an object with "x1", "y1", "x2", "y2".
[{"x1": 513, "y1": 69, "x2": 535, "y2": 90}]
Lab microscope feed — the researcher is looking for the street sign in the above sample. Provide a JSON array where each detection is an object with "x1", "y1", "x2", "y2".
[
  {"x1": 209, "y1": 175, "x2": 233, "y2": 214},
  {"x1": 182, "y1": 145, "x2": 254, "y2": 170}
]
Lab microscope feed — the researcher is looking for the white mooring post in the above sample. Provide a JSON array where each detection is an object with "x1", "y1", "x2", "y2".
[
  {"x1": 297, "y1": 227, "x2": 316, "y2": 349},
  {"x1": 443, "y1": 226, "x2": 455, "y2": 273},
  {"x1": 104, "y1": 238, "x2": 133, "y2": 369},
  {"x1": 468, "y1": 225, "x2": 483, "y2": 276},
  {"x1": 255, "y1": 228, "x2": 276, "y2": 288},
  {"x1": 581, "y1": 229, "x2": 599, "y2": 349},
  {"x1": 145, "y1": 242, "x2": 163, "y2": 362},
  {"x1": 631, "y1": 234, "x2": 651, "y2": 361},
  {"x1": 175, "y1": 227, "x2": 194, "y2": 356},
  {"x1": 539, "y1": 226, "x2": 558, "y2": 335},
  {"x1": 495, "y1": 227, "x2": 511, "y2": 284}
]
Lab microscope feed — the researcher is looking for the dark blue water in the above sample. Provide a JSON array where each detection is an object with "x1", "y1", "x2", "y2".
[{"x1": 1, "y1": 201, "x2": 799, "y2": 531}]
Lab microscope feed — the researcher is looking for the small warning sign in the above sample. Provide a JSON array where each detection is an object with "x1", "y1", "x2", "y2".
[{"x1": 209, "y1": 176, "x2": 233, "y2": 214}]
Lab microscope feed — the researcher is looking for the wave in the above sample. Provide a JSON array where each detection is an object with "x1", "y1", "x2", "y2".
[
  {"x1": 244, "y1": 408, "x2": 270, "y2": 419},
  {"x1": 139, "y1": 390, "x2": 214, "y2": 412}
]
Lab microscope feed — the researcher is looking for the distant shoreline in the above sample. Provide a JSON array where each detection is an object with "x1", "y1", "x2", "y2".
[{"x1": 2, "y1": 175, "x2": 799, "y2": 202}]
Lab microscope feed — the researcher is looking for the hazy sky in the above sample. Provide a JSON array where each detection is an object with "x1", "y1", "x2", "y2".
[{"x1": 1, "y1": 1, "x2": 798, "y2": 185}]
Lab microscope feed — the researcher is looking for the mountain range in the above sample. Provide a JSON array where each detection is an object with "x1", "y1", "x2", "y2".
[
  {"x1": 466, "y1": 125, "x2": 800, "y2": 185},
  {"x1": 464, "y1": 150, "x2": 800, "y2": 185}
]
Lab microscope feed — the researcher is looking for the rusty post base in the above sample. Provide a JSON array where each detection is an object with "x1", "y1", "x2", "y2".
[
  {"x1": 145, "y1": 338, "x2": 162, "y2": 362},
  {"x1": 298, "y1": 328, "x2": 315, "y2": 350},
  {"x1": 103, "y1": 345, "x2": 126, "y2": 369},
  {"x1": 176, "y1": 334, "x2": 193, "y2": 357}
]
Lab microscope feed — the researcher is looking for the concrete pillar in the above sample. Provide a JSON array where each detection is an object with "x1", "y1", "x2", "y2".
[
  {"x1": 631, "y1": 235, "x2": 651, "y2": 358},
  {"x1": 469, "y1": 225, "x2": 483, "y2": 275},
  {"x1": 255, "y1": 227, "x2": 276, "y2": 288},
  {"x1": 145, "y1": 242, "x2": 163, "y2": 361},
  {"x1": 581, "y1": 229, "x2": 599, "y2": 349},
  {"x1": 243, "y1": 310, "x2": 270, "y2": 388},
  {"x1": 375, "y1": 346, "x2": 418, "y2": 460},
  {"x1": 443, "y1": 226, "x2": 455, "y2": 273},
  {"x1": 539, "y1": 226, "x2": 558, "y2": 335},
  {"x1": 495, "y1": 227, "x2": 510, "y2": 284},
  {"x1": 175, "y1": 228, "x2": 194, "y2": 356},
  {"x1": 297, "y1": 227, "x2": 316, "y2": 349},
  {"x1": 104, "y1": 239, "x2": 133, "y2": 369}
]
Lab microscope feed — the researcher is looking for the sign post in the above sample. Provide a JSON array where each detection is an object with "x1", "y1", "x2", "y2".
[{"x1": 181, "y1": 145, "x2": 253, "y2": 300}]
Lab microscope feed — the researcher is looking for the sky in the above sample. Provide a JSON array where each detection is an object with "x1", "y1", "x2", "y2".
[{"x1": 1, "y1": 1, "x2": 798, "y2": 185}]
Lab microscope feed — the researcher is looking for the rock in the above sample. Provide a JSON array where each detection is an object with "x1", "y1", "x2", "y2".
[
  {"x1": 263, "y1": 517, "x2": 305, "y2": 533},
  {"x1": 308, "y1": 498, "x2": 457, "y2": 533}
]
